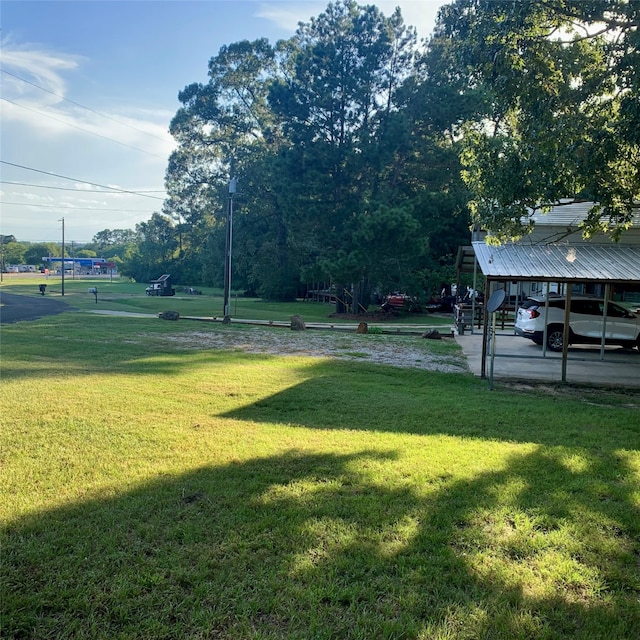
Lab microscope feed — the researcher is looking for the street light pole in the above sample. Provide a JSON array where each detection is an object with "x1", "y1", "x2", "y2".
[{"x1": 222, "y1": 176, "x2": 237, "y2": 323}]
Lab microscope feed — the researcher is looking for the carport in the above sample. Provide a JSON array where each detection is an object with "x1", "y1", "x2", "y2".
[{"x1": 462, "y1": 242, "x2": 640, "y2": 384}]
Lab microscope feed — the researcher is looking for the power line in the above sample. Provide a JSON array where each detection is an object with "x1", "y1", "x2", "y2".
[
  {"x1": 1, "y1": 97, "x2": 167, "y2": 159},
  {"x1": 1, "y1": 67, "x2": 170, "y2": 144},
  {"x1": 0, "y1": 180, "x2": 165, "y2": 194},
  {"x1": 0, "y1": 161, "x2": 165, "y2": 200},
  {"x1": 0, "y1": 201, "x2": 156, "y2": 213}
]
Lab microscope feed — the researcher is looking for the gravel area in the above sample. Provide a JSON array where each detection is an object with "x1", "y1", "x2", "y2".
[{"x1": 162, "y1": 325, "x2": 470, "y2": 374}]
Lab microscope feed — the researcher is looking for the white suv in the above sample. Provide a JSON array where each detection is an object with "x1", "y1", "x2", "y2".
[{"x1": 515, "y1": 295, "x2": 640, "y2": 351}]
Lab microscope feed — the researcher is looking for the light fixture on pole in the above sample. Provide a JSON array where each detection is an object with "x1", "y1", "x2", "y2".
[{"x1": 222, "y1": 176, "x2": 237, "y2": 323}]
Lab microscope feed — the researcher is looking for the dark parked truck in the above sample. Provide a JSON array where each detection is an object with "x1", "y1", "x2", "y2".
[{"x1": 145, "y1": 274, "x2": 175, "y2": 297}]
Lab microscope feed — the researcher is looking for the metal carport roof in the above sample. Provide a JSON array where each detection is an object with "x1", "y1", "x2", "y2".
[{"x1": 471, "y1": 242, "x2": 640, "y2": 283}]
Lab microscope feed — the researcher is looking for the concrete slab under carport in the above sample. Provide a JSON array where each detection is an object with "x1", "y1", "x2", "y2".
[{"x1": 454, "y1": 330, "x2": 640, "y2": 388}]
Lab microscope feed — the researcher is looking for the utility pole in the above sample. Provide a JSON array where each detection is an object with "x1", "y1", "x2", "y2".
[
  {"x1": 222, "y1": 175, "x2": 237, "y2": 323},
  {"x1": 60, "y1": 217, "x2": 65, "y2": 296}
]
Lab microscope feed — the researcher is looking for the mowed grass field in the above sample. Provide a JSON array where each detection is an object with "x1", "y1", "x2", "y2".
[
  {"x1": 1, "y1": 304, "x2": 639, "y2": 639},
  {"x1": 0, "y1": 274, "x2": 454, "y2": 327}
]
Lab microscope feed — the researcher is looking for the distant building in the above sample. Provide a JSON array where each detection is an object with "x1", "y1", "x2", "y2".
[{"x1": 41, "y1": 257, "x2": 117, "y2": 275}]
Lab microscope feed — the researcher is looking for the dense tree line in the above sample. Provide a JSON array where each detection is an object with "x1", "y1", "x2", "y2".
[
  {"x1": 159, "y1": 0, "x2": 472, "y2": 309},
  {"x1": 54, "y1": 0, "x2": 636, "y2": 308}
]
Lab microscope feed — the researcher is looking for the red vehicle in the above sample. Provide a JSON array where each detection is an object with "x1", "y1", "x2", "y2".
[{"x1": 381, "y1": 293, "x2": 422, "y2": 313}]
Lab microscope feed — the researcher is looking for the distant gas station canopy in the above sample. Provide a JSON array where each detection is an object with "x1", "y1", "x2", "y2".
[{"x1": 42, "y1": 257, "x2": 115, "y2": 269}]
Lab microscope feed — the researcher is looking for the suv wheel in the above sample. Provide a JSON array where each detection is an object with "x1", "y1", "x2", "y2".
[{"x1": 546, "y1": 325, "x2": 564, "y2": 351}]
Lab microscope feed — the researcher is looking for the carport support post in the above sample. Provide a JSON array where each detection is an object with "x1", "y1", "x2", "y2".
[
  {"x1": 561, "y1": 287, "x2": 572, "y2": 382},
  {"x1": 600, "y1": 283, "x2": 611, "y2": 360},
  {"x1": 488, "y1": 304, "x2": 498, "y2": 390},
  {"x1": 471, "y1": 255, "x2": 478, "y2": 334},
  {"x1": 480, "y1": 279, "x2": 495, "y2": 379},
  {"x1": 542, "y1": 282, "x2": 551, "y2": 357}
]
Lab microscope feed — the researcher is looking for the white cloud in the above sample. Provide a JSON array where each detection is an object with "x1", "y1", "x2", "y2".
[
  {"x1": 254, "y1": 2, "x2": 327, "y2": 32},
  {"x1": 255, "y1": 0, "x2": 445, "y2": 40},
  {"x1": 1, "y1": 39, "x2": 173, "y2": 241},
  {"x1": 1, "y1": 38, "x2": 174, "y2": 157},
  {"x1": 1, "y1": 38, "x2": 81, "y2": 97}
]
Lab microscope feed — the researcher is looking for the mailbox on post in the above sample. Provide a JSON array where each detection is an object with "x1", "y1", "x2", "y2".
[{"x1": 88, "y1": 287, "x2": 98, "y2": 303}]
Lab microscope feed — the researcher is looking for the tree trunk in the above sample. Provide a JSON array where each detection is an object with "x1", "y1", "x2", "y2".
[
  {"x1": 351, "y1": 280, "x2": 371, "y2": 313},
  {"x1": 334, "y1": 284, "x2": 348, "y2": 314}
]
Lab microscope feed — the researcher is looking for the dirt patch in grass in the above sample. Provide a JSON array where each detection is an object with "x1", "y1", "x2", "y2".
[{"x1": 160, "y1": 326, "x2": 469, "y2": 374}]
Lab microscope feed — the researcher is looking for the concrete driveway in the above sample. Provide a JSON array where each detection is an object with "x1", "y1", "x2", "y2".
[{"x1": 455, "y1": 329, "x2": 640, "y2": 387}]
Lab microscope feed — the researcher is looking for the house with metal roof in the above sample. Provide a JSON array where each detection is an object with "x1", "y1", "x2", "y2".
[
  {"x1": 524, "y1": 200, "x2": 640, "y2": 245},
  {"x1": 459, "y1": 201, "x2": 640, "y2": 299}
]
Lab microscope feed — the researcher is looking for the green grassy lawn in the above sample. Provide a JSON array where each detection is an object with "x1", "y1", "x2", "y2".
[
  {"x1": 1, "y1": 311, "x2": 639, "y2": 639},
  {"x1": 0, "y1": 275, "x2": 452, "y2": 326}
]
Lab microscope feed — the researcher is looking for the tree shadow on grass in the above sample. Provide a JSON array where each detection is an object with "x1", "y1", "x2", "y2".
[
  {"x1": 3, "y1": 448, "x2": 639, "y2": 639},
  {"x1": 223, "y1": 367, "x2": 640, "y2": 451}
]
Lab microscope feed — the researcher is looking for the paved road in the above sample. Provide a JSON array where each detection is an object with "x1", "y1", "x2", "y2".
[{"x1": 0, "y1": 292, "x2": 73, "y2": 324}]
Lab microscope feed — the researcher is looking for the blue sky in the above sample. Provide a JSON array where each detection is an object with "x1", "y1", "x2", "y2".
[{"x1": 1, "y1": 0, "x2": 446, "y2": 244}]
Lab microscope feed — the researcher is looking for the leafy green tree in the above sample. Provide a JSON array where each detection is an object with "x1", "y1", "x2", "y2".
[
  {"x1": 120, "y1": 213, "x2": 179, "y2": 282},
  {"x1": 166, "y1": 37, "x2": 286, "y2": 295},
  {"x1": 92, "y1": 229, "x2": 137, "y2": 250},
  {"x1": 429, "y1": 0, "x2": 640, "y2": 242},
  {"x1": 2, "y1": 241, "x2": 26, "y2": 265},
  {"x1": 75, "y1": 249, "x2": 97, "y2": 259},
  {"x1": 164, "y1": 0, "x2": 475, "y2": 309},
  {"x1": 87, "y1": 229, "x2": 140, "y2": 277},
  {"x1": 24, "y1": 243, "x2": 58, "y2": 266},
  {"x1": 267, "y1": 0, "x2": 424, "y2": 310}
]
